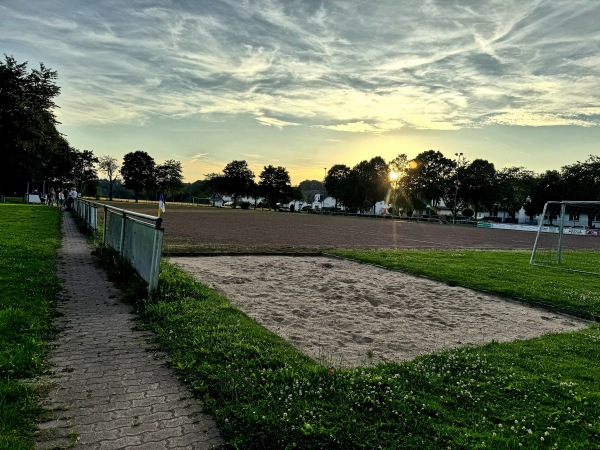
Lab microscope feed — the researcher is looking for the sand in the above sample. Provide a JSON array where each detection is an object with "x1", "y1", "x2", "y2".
[{"x1": 171, "y1": 255, "x2": 587, "y2": 368}]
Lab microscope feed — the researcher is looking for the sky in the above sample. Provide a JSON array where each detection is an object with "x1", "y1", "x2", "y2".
[{"x1": 1, "y1": 0, "x2": 599, "y2": 185}]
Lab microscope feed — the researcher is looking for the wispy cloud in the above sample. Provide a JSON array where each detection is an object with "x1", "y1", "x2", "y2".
[
  {"x1": 1, "y1": 0, "x2": 599, "y2": 135},
  {"x1": 256, "y1": 115, "x2": 300, "y2": 129},
  {"x1": 318, "y1": 121, "x2": 381, "y2": 133}
]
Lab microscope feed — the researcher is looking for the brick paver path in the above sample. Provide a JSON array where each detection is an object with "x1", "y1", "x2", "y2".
[{"x1": 35, "y1": 212, "x2": 224, "y2": 449}]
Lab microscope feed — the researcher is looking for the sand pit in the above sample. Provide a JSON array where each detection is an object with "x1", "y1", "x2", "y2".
[{"x1": 171, "y1": 255, "x2": 587, "y2": 368}]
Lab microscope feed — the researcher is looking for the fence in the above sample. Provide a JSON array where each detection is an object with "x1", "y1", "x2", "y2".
[{"x1": 74, "y1": 199, "x2": 164, "y2": 293}]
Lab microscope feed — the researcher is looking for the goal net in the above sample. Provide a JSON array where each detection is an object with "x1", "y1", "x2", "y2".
[
  {"x1": 192, "y1": 197, "x2": 212, "y2": 206},
  {"x1": 530, "y1": 201, "x2": 600, "y2": 275}
]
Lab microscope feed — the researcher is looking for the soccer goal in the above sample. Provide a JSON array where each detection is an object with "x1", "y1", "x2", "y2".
[
  {"x1": 530, "y1": 201, "x2": 600, "y2": 275},
  {"x1": 192, "y1": 197, "x2": 211, "y2": 206}
]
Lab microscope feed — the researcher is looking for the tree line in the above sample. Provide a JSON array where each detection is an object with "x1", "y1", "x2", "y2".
[
  {"x1": 324, "y1": 151, "x2": 600, "y2": 220},
  {"x1": 0, "y1": 55, "x2": 184, "y2": 202},
  {"x1": 175, "y1": 151, "x2": 600, "y2": 222},
  {"x1": 3, "y1": 55, "x2": 599, "y2": 218}
]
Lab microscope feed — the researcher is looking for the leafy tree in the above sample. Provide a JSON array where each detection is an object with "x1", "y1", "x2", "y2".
[
  {"x1": 289, "y1": 186, "x2": 304, "y2": 203},
  {"x1": 298, "y1": 180, "x2": 327, "y2": 203},
  {"x1": 324, "y1": 165, "x2": 351, "y2": 210},
  {"x1": 561, "y1": 156, "x2": 600, "y2": 202},
  {"x1": 70, "y1": 149, "x2": 99, "y2": 195},
  {"x1": 462, "y1": 207, "x2": 475, "y2": 218},
  {"x1": 559, "y1": 156, "x2": 600, "y2": 227},
  {"x1": 403, "y1": 150, "x2": 454, "y2": 212},
  {"x1": 441, "y1": 156, "x2": 467, "y2": 221},
  {"x1": 44, "y1": 140, "x2": 78, "y2": 188},
  {"x1": 496, "y1": 167, "x2": 536, "y2": 219},
  {"x1": 120, "y1": 151, "x2": 156, "y2": 202},
  {"x1": 183, "y1": 179, "x2": 207, "y2": 203},
  {"x1": 221, "y1": 160, "x2": 255, "y2": 207},
  {"x1": 388, "y1": 154, "x2": 412, "y2": 214},
  {"x1": 460, "y1": 159, "x2": 499, "y2": 217},
  {"x1": 0, "y1": 55, "x2": 67, "y2": 194},
  {"x1": 98, "y1": 178, "x2": 133, "y2": 200},
  {"x1": 350, "y1": 157, "x2": 389, "y2": 213},
  {"x1": 98, "y1": 155, "x2": 119, "y2": 201},
  {"x1": 334, "y1": 171, "x2": 360, "y2": 212},
  {"x1": 202, "y1": 173, "x2": 227, "y2": 206},
  {"x1": 524, "y1": 170, "x2": 564, "y2": 221},
  {"x1": 259, "y1": 165, "x2": 293, "y2": 209},
  {"x1": 389, "y1": 154, "x2": 411, "y2": 179},
  {"x1": 156, "y1": 159, "x2": 184, "y2": 200}
]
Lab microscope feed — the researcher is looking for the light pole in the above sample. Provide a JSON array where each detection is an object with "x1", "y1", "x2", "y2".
[
  {"x1": 453, "y1": 153, "x2": 463, "y2": 224},
  {"x1": 322, "y1": 167, "x2": 326, "y2": 211}
]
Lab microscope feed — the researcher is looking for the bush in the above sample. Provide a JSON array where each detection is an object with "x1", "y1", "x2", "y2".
[{"x1": 240, "y1": 201, "x2": 250, "y2": 210}]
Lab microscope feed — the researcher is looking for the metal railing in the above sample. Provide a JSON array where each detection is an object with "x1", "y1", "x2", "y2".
[{"x1": 74, "y1": 199, "x2": 164, "y2": 293}]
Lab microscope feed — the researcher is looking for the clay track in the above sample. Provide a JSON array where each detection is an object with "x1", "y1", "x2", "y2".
[{"x1": 104, "y1": 202, "x2": 539, "y2": 253}]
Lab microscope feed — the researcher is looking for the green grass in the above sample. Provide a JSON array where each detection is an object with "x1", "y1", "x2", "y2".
[
  {"x1": 14, "y1": 203, "x2": 600, "y2": 447},
  {"x1": 532, "y1": 248, "x2": 600, "y2": 276},
  {"x1": 1, "y1": 197, "x2": 25, "y2": 204},
  {"x1": 133, "y1": 254, "x2": 600, "y2": 449},
  {"x1": 0, "y1": 205, "x2": 61, "y2": 449}
]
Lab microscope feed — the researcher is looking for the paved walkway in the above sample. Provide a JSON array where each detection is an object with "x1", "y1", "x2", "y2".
[{"x1": 35, "y1": 212, "x2": 224, "y2": 449}]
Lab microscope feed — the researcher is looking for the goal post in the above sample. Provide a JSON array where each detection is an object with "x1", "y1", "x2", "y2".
[
  {"x1": 192, "y1": 197, "x2": 212, "y2": 206},
  {"x1": 530, "y1": 200, "x2": 600, "y2": 275}
]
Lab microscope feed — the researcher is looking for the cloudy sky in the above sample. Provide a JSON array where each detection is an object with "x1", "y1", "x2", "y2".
[{"x1": 2, "y1": 0, "x2": 599, "y2": 184}]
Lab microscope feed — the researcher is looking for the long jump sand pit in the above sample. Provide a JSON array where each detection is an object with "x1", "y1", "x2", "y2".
[{"x1": 172, "y1": 255, "x2": 587, "y2": 368}]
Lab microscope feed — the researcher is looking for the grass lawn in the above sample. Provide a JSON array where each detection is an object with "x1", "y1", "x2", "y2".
[
  {"x1": 0, "y1": 205, "x2": 61, "y2": 449},
  {"x1": 532, "y1": 248, "x2": 600, "y2": 276},
  {"x1": 1, "y1": 197, "x2": 25, "y2": 204},
  {"x1": 6, "y1": 202, "x2": 598, "y2": 448},
  {"x1": 131, "y1": 248, "x2": 600, "y2": 449}
]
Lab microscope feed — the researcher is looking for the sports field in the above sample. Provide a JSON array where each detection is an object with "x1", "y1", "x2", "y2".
[
  {"x1": 91, "y1": 202, "x2": 600, "y2": 447},
  {"x1": 102, "y1": 202, "x2": 539, "y2": 253},
  {"x1": 3, "y1": 199, "x2": 599, "y2": 448}
]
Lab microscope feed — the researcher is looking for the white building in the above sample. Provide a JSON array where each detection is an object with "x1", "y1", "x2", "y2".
[{"x1": 311, "y1": 194, "x2": 340, "y2": 211}]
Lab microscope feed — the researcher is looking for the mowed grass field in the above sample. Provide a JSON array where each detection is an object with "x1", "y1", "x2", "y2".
[
  {"x1": 117, "y1": 205, "x2": 599, "y2": 448},
  {"x1": 140, "y1": 253, "x2": 600, "y2": 449},
  {"x1": 0, "y1": 205, "x2": 61, "y2": 449},
  {"x1": 0, "y1": 205, "x2": 600, "y2": 449}
]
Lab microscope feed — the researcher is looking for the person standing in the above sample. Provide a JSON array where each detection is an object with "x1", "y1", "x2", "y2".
[
  {"x1": 58, "y1": 188, "x2": 65, "y2": 209},
  {"x1": 66, "y1": 187, "x2": 77, "y2": 211},
  {"x1": 48, "y1": 188, "x2": 55, "y2": 206}
]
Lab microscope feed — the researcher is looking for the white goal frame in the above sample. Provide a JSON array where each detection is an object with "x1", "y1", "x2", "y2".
[
  {"x1": 192, "y1": 197, "x2": 212, "y2": 206},
  {"x1": 530, "y1": 200, "x2": 600, "y2": 275}
]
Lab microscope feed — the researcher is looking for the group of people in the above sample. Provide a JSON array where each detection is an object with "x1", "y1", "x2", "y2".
[{"x1": 36, "y1": 187, "x2": 78, "y2": 210}]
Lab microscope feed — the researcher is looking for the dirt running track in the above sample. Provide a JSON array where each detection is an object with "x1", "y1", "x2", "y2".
[
  {"x1": 161, "y1": 208, "x2": 537, "y2": 252},
  {"x1": 105, "y1": 203, "x2": 538, "y2": 252}
]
